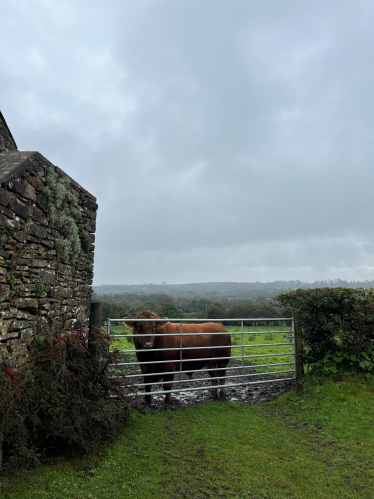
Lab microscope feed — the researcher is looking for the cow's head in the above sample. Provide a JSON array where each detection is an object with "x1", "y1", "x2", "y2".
[{"x1": 123, "y1": 310, "x2": 168, "y2": 349}]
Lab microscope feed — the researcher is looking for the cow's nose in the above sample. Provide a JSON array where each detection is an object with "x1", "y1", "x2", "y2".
[{"x1": 143, "y1": 342, "x2": 153, "y2": 349}]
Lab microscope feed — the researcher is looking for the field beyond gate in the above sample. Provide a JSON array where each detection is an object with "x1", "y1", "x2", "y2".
[{"x1": 108, "y1": 318, "x2": 295, "y2": 405}]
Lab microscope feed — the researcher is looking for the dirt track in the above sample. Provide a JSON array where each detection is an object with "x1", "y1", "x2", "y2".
[{"x1": 120, "y1": 354, "x2": 295, "y2": 410}]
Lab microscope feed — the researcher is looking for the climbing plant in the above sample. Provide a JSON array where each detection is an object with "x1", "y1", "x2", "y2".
[
  {"x1": 42, "y1": 167, "x2": 82, "y2": 260},
  {"x1": 78, "y1": 227, "x2": 90, "y2": 252},
  {"x1": 0, "y1": 221, "x2": 14, "y2": 244}
]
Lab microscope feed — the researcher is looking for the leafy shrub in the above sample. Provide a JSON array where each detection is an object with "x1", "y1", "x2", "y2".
[
  {"x1": 0, "y1": 327, "x2": 131, "y2": 472},
  {"x1": 273, "y1": 287, "x2": 374, "y2": 365},
  {"x1": 310, "y1": 348, "x2": 374, "y2": 377}
]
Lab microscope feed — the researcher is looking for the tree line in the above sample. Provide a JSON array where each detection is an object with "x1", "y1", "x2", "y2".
[
  {"x1": 93, "y1": 279, "x2": 374, "y2": 299},
  {"x1": 92, "y1": 292, "x2": 285, "y2": 325}
]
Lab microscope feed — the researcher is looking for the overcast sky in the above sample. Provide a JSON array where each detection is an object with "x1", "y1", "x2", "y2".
[{"x1": 1, "y1": 0, "x2": 374, "y2": 284}]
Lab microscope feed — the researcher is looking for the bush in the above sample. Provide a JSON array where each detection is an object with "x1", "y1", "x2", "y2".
[
  {"x1": 0, "y1": 327, "x2": 131, "y2": 471},
  {"x1": 273, "y1": 287, "x2": 374, "y2": 366},
  {"x1": 310, "y1": 348, "x2": 374, "y2": 377}
]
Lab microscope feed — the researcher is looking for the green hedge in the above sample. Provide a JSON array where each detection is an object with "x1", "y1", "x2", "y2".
[{"x1": 273, "y1": 288, "x2": 374, "y2": 369}]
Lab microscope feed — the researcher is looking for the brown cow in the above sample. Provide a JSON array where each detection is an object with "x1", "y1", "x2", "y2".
[{"x1": 123, "y1": 310, "x2": 231, "y2": 405}]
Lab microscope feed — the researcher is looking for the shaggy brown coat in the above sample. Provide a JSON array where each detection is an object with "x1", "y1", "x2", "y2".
[{"x1": 123, "y1": 310, "x2": 231, "y2": 405}]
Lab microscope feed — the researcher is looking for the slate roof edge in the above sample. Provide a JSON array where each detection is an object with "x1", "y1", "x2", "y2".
[
  {"x1": 0, "y1": 110, "x2": 18, "y2": 150},
  {"x1": 0, "y1": 151, "x2": 35, "y2": 183},
  {"x1": 0, "y1": 151, "x2": 97, "y2": 202}
]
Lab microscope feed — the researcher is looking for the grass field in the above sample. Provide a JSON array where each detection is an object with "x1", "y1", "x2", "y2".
[
  {"x1": 2, "y1": 375, "x2": 374, "y2": 498},
  {"x1": 109, "y1": 323, "x2": 293, "y2": 373}
]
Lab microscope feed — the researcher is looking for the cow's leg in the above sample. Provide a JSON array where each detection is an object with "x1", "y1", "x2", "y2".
[
  {"x1": 145, "y1": 380, "x2": 152, "y2": 405},
  {"x1": 216, "y1": 360, "x2": 228, "y2": 400},
  {"x1": 162, "y1": 373, "x2": 175, "y2": 406},
  {"x1": 208, "y1": 363, "x2": 218, "y2": 400}
]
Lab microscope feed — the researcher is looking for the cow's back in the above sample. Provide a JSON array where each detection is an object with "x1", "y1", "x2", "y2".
[{"x1": 155, "y1": 322, "x2": 231, "y2": 371}]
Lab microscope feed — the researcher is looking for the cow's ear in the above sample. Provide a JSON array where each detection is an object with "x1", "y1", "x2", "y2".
[
  {"x1": 155, "y1": 318, "x2": 168, "y2": 330},
  {"x1": 122, "y1": 318, "x2": 135, "y2": 328}
]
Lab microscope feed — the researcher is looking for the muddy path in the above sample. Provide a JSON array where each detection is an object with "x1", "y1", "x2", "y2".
[{"x1": 119, "y1": 354, "x2": 295, "y2": 411}]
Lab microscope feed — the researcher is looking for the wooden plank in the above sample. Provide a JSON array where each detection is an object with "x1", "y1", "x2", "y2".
[
  {"x1": 0, "y1": 431, "x2": 3, "y2": 471},
  {"x1": 293, "y1": 311, "x2": 304, "y2": 381},
  {"x1": 88, "y1": 302, "x2": 102, "y2": 361}
]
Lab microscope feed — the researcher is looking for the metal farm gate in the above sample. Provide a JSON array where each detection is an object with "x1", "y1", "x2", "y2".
[{"x1": 107, "y1": 317, "x2": 302, "y2": 402}]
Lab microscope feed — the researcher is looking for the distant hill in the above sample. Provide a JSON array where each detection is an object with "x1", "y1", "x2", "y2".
[{"x1": 93, "y1": 280, "x2": 374, "y2": 299}]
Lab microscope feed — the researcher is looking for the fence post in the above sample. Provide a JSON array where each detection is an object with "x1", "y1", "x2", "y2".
[
  {"x1": 0, "y1": 431, "x2": 3, "y2": 471},
  {"x1": 89, "y1": 302, "x2": 102, "y2": 362},
  {"x1": 293, "y1": 312, "x2": 304, "y2": 383}
]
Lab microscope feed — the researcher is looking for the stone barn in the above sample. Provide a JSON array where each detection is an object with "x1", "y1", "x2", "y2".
[{"x1": 0, "y1": 111, "x2": 98, "y2": 367}]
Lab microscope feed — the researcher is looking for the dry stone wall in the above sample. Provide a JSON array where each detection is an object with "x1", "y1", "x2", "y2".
[
  {"x1": 0, "y1": 152, "x2": 97, "y2": 367},
  {"x1": 0, "y1": 111, "x2": 17, "y2": 153}
]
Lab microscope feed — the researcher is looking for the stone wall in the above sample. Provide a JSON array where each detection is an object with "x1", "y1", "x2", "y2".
[
  {"x1": 0, "y1": 153, "x2": 97, "y2": 367},
  {"x1": 0, "y1": 111, "x2": 17, "y2": 153}
]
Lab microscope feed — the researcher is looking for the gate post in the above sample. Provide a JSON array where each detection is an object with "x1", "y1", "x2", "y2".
[
  {"x1": 0, "y1": 431, "x2": 3, "y2": 471},
  {"x1": 89, "y1": 302, "x2": 102, "y2": 362},
  {"x1": 293, "y1": 312, "x2": 304, "y2": 383}
]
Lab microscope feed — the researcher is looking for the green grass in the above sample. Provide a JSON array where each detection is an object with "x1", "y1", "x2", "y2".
[
  {"x1": 109, "y1": 324, "x2": 134, "y2": 351},
  {"x1": 109, "y1": 324, "x2": 293, "y2": 374},
  {"x1": 2, "y1": 375, "x2": 374, "y2": 498},
  {"x1": 226, "y1": 325, "x2": 293, "y2": 374}
]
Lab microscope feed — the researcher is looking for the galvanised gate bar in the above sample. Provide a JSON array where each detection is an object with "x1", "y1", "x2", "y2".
[{"x1": 108, "y1": 318, "x2": 296, "y2": 398}]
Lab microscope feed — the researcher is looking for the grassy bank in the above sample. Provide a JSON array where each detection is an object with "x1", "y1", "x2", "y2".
[{"x1": 2, "y1": 375, "x2": 374, "y2": 498}]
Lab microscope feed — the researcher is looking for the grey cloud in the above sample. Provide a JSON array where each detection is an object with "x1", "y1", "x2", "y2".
[
  {"x1": 95, "y1": 234, "x2": 374, "y2": 284},
  {"x1": 1, "y1": 0, "x2": 373, "y2": 284}
]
